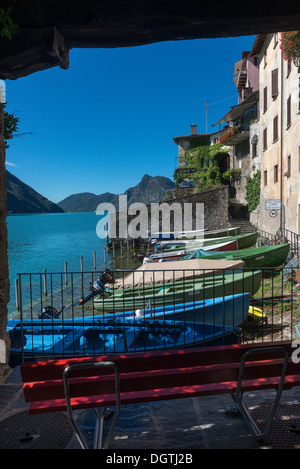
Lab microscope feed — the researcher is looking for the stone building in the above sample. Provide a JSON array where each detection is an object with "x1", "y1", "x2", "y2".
[
  {"x1": 251, "y1": 33, "x2": 300, "y2": 236},
  {"x1": 212, "y1": 51, "x2": 260, "y2": 206},
  {"x1": 173, "y1": 125, "x2": 211, "y2": 193}
]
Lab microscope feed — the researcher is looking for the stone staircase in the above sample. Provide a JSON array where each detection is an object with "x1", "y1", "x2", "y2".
[
  {"x1": 229, "y1": 215, "x2": 257, "y2": 234},
  {"x1": 228, "y1": 199, "x2": 257, "y2": 234}
]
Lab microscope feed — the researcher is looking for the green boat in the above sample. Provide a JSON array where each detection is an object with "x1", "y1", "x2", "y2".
[
  {"x1": 177, "y1": 226, "x2": 241, "y2": 240},
  {"x1": 161, "y1": 231, "x2": 258, "y2": 252},
  {"x1": 183, "y1": 244, "x2": 290, "y2": 268},
  {"x1": 94, "y1": 270, "x2": 262, "y2": 312}
]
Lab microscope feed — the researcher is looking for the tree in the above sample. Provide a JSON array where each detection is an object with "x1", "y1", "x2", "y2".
[
  {"x1": 3, "y1": 108, "x2": 19, "y2": 148},
  {"x1": 0, "y1": 6, "x2": 18, "y2": 39}
]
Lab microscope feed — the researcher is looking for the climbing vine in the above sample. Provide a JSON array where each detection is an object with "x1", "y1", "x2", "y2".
[
  {"x1": 176, "y1": 143, "x2": 229, "y2": 193},
  {"x1": 222, "y1": 167, "x2": 241, "y2": 183},
  {"x1": 245, "y1": 170, "x2": 261, "y2": 212}
]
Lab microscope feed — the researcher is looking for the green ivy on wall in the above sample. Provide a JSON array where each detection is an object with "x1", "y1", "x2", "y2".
[
  {"x1": 222, "y1": 167, "x2": 241, "y2": 182},
  {"x1": 245, "y1": 170, "x2": 261, "y2": 212},
  {"x1": 178, "y1": 143, "x2": 229, "y2": 192}
]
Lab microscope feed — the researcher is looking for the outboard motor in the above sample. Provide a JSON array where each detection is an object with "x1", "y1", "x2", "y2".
[
  {"x1": 100, "y1": 269, "x2": 114, "y2": 285},
  {"x1": 78, "y1": 269, "x2": 115, "y2": 305},
  {"x1": 137, "y1": 253, "x2": 146, "y2": 263},
  {"x1": 38, "y1": 305, "x2": 65, "y2": 320}
]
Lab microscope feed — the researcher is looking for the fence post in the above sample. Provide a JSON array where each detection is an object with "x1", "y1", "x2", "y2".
[
  {"x1": 64, "y1": 261, "x2": 68, "y2": 286},
  {"x1": 43, "y1": 268, "x2": 47, "y2": 296},
  {"x1": 15, "y1": 278, "x2": 19, "y2": 310},
  {"x1": 93, "y1": 251, "x2": 97, "y2": 270}
]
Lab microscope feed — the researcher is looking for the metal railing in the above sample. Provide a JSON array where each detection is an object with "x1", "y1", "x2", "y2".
[
  {"x1": 7, "y1": 265, "x2": 300, "y2": 366},
  {"x1": 257, "y1": 228, "x2": 300, "y2": 259}
]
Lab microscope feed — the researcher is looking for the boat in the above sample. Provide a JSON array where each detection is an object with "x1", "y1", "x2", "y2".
[
  {"x1": 150, "y1": 228, "x2": 208, "y2": 240},
  {"x1": 150, "y1": 226, "x2": 241, "y2": 241},
  {"x1": 14, "y1": 293, "x2": 250, "y2": 328},
  {"x1": 93, "y1": 270, "x2": 262, "y2": 312},
  {"x1": 7, "y1": 318, "x2": 241, "y2": 366},
  {"x1": 111, "y1": 258, "x2": 245, "y2": 289},
  {"x1": 182, "y1": 244, "x2": 290, "y2": 268},
  {"x1": 158, "y1": 231, "x2": 258, "y2": 252},
  {"x1": 150, "y1": 239, "x2": 238, "y2": 262}
]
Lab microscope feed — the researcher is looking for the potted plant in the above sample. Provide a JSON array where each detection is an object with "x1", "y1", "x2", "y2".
[{"x1": 280, "y1": 31, "x2": 300, "y2": 64}]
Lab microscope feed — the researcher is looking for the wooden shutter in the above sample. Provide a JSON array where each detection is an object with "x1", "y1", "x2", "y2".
[
  {"x1": 272, "y1": 68, "x2": 278, "y2": 98},
  {"x1": 287, "y1": 95, "x2": 291, "y2": 128},
  {"x1": 264, "y1": 87, "x2": 267, "y2": 112},
  {"x1": 273, "y1": 115, "x2": 278, "y2": 141},
  {"x1": 263, "y1": 127, "x2": 267, "y2": 150}
]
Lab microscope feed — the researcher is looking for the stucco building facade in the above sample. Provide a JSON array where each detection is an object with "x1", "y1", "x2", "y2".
[{"x1": 252, "y1": 33, "x2": 300, "y2": 236}]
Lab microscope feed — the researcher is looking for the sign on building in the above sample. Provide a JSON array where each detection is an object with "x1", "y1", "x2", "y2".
[{"x1": 265, "y1": 199, "x2": 281, "y2": 210}]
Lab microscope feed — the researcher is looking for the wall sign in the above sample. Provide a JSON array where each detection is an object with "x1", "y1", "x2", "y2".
[
  {"x1": 265, "y1": 199, "x2": 281, "y2": 210},
  {"x1": 269, "y1": 210, "x2": 278, "y2": 218}
]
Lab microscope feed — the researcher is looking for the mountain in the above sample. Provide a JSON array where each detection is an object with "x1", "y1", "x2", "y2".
[
  {"x1": 6, "y1": 170, "x2": 64, "y2": 214},
  {"x1": 58, "y1": 175, "x2": 175, "y2": 212}
]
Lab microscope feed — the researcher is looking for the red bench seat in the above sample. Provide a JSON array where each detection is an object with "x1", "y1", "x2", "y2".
[{"x1": 20, "y1": 340, "x2": 300, "y2": 449}]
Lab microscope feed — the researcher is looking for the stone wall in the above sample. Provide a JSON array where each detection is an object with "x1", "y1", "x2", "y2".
[
  {"x1": 110, "y1": 185, "x2": 230, "y2": 243},
  {"x1": 169, "y1": 186, "x2": 230, "y2": 231}
]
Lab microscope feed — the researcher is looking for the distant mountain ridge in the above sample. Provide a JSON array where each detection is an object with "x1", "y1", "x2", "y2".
[
  {"x1": 58, "y1": 175, "x2": 175, "y2": 212},
  {"x1": 6, "y1": 170, "x2": 64, "y2": 214}
]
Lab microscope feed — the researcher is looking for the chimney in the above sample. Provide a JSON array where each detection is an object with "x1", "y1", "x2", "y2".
[{"x1": 190, "y1": 124, "x2": 197, "y2": 135}]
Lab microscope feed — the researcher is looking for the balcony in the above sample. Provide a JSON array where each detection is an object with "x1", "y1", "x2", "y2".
[{"x1": 219, "y1": 125, "x2": 249, "y2": 146}]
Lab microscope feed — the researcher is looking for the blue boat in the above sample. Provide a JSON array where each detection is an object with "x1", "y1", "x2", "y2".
[
  {"x1": 7, "y1": 318, "x2": 240, "y2": 367},
  {"x1": 18, "y1": 292, "x2": 250, "y2": 328},
  {"x1": 91, "y1": 293, "x2": 250, "y2": 327}
]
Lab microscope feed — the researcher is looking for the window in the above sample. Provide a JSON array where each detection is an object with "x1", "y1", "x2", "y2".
[
  {"x1": 254, "y1": 56, "x2": 260, "y2": 67},
  {"x1": 264, "y1": 170, "x2": 268, "y2": 186},
  {"x1": 274, "y1": 33, "x2": 278, "y2": 47},
  {"x1": 251, "y1": 134, "x2": 258, "y2": 158},
  {"x1": 264, "y1": 49, "x2": 267, "y2": 67},
  {"x1": 274, "y1": 165, "x2": 278, "y2": 183},
  {"x1": 287, "y1": 95, "x2": 291, "y2": 128},
  {"x1": 287, "y1": 59, "x2": 292, "y2": 76},
  {"x1": 272, "y1": 68, "x2": 278, "y2": 98},
  {"x1": 273, "y1": 115, "x2": 278, "y2": 142},
  {"x1": 263, "y1": 127, "x2": 267, "y2": 151},
  {"x1": 263, "y1": 87, "x2": 268, "y2": 113},
  {"x1": 287, "y1": 155, "x2": 291, "y2": 176}
]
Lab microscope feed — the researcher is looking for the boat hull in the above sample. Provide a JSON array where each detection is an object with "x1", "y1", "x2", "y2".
[
  {"x1": 183, "y1": 244, "x2": 290, "y2": 268},
  {"x1": 7, "y1": 318, "x2": 240, "y2": 366},
  {"x1": 94, "y1": 271, "x2": 261, "y2": 312},
  {"x1": 150, "y1": 226, "x2": 241, "y2": 240},
  {"x1": 151, "y1": 240, "x2": 238, "y2": 262},
  {"x1": 161, "y1": 231, "x2": 258, "y2": 252}
]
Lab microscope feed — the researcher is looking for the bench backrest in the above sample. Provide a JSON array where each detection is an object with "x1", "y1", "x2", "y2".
[{"x1": 21, "y1": 340, "x2": 299, "y2": 405}]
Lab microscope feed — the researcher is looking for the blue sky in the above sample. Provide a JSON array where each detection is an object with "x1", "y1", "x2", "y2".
[{"x1": 5, "y1": 34, "x2": 255, "y2": 204}]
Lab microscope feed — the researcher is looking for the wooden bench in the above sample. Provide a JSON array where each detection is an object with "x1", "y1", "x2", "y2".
[{"x1": 20, "y1": 340, "x2": 300, "y2": 449}]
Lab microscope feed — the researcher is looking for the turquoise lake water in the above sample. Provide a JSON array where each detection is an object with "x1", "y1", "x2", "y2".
[{"x1": 7, "y1": 212, "x2": 109, "y2": 315}]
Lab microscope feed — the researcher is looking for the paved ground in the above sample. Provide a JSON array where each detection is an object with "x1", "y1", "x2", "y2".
[{"x1": 1, "y1": 366, "x2": 300, "y2": 451}]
